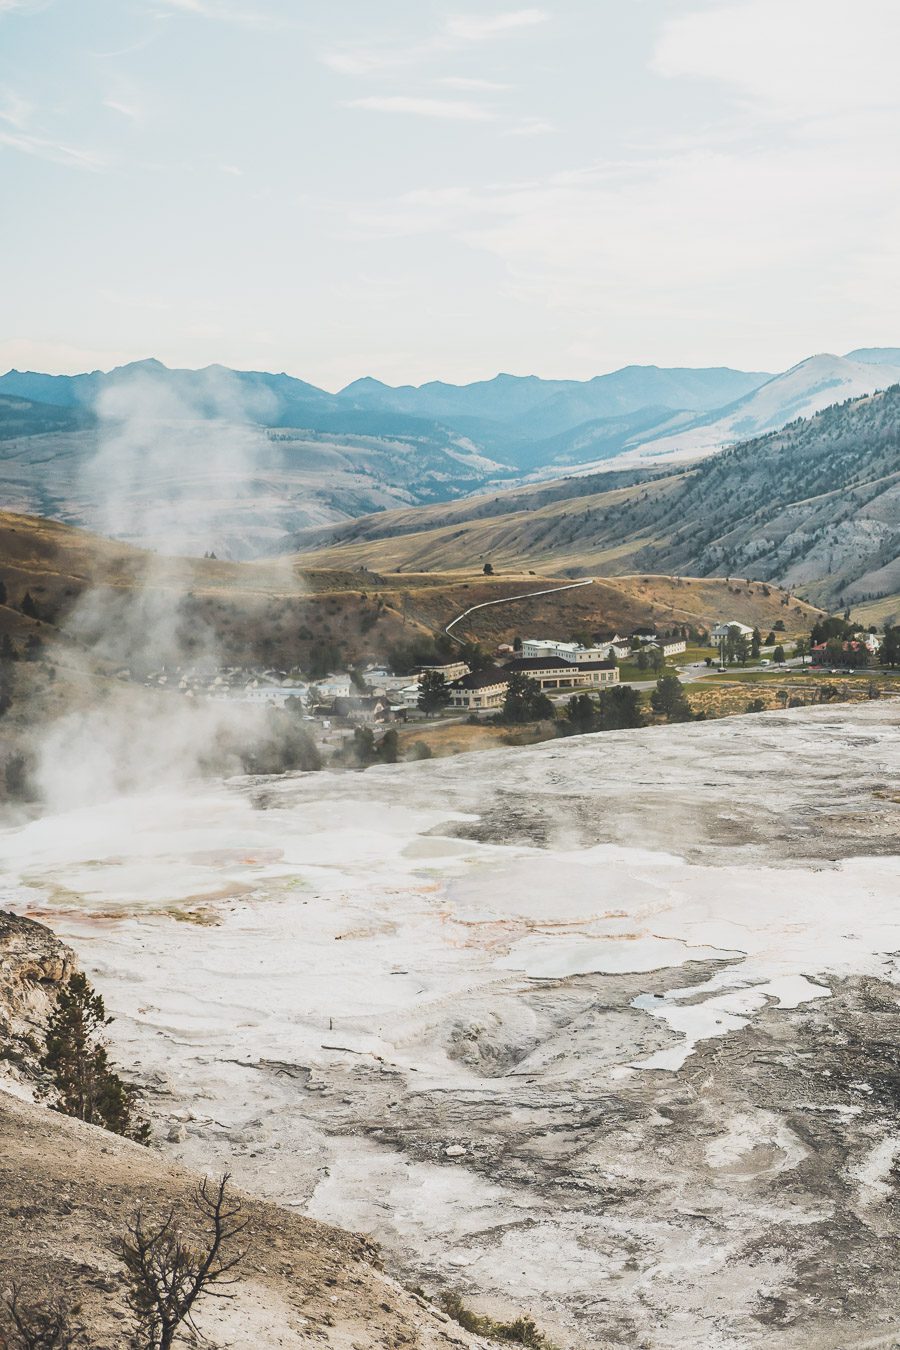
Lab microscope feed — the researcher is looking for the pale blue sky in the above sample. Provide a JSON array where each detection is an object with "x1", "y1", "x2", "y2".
[{"x1": 2, "y1": 0, "x2": 899, "y2": 387}]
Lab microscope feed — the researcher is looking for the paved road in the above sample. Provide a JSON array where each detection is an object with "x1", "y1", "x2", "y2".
[{"x1": 444, "y1": 577, "x2": 595, "y2": 643}]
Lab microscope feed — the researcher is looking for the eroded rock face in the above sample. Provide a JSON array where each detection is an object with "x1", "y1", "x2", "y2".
[{"x1": 0, "y1": 910, "x2": 75, "y2": 1085}]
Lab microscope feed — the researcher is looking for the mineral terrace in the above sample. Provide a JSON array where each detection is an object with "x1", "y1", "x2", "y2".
[{"x1": 2, "y1": 703, "x2": 900, "y2": 1349}]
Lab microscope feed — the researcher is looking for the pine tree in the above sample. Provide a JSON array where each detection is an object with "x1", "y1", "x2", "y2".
[
  {"x1": 40, "y1": 973, "x2": 149, "y2": 1143},
  {"x1": 650, "y1": 674, "x2": 694, "y2": 723},
  {"x1": 376, "y1": 728, "x2": 400, "y2": 763},
  {"x1": 418, "y1": 670, "x2": 450, "y2": 716}
]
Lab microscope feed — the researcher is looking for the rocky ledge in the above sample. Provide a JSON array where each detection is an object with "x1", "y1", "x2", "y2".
[{"x1": 0, "y1": 910, "x2": 75, "y2": 1085}]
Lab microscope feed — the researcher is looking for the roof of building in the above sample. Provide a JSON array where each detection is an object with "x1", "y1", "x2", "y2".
[
  {"x1": 503, "y1": 656, "x2": 577, "y2": 671},
  {"x1": 450, "y1": 669, "x2": 511, "y2": 690},
  {"x1": 503, "y1": 657, "x2": 616, "y2": 673},
  {"x1": 332, "y1": 695, "x2": 389, "y2": 714}
]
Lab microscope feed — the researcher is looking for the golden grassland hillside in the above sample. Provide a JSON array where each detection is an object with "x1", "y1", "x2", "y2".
[
  {"x1": 0, "y1": 512, "x2": 822, "y2": 678},
  {"x1": 288, "y1": 470, "x2": 677, "y2": 576}
]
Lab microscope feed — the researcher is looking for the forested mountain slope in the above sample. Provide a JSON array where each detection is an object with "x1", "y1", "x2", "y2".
[
  {"x1": 293, "y1": 386, "x2": 900, "y2": 611},
  {"x1": 645, "y1": 386, "x2": 900, "y2": 607}
]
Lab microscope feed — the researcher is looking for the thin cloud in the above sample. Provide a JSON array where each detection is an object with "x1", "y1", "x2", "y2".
[
  {"x1": 322, "y1": 8, "x2": 547, "y2": 78},
  {"x1": 104, "y1": 98, "x2": 142, "y2": 121},
  {"x1": 653, "y1": 0, "x2": 900, "y2": 119},
  {"x1": 343, "y1": 96, "x2": 494, "y2": 122},
  {"x1": 0, "y1": 127, "x2": 106, "y2": 171},
  {"x1": 441, "y1": 76, "x2": 513, "y2": 92},
  {"x1": 322, "y1": 50, "x2": 395, "y2": 76},
  {"x1": 507, "y1": 117, "x2": 554, "y2": 137},
  {"x1": 445, "y1": 8, "x2": 548, "y2": 42},
  {"x1": 153, "y1": 0, "x2": 289, "y2": 29},
  {"x1": 0, "y1": 89, "x2": 33, "y2": 130}
]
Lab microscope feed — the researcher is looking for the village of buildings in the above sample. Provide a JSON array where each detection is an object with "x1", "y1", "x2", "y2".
[
  {"x1": 136, "y1": 623, "x2": 727, "y2": 727},
  {"x1": 137, "y1": 615, "x2": 892, "y2": 742}
]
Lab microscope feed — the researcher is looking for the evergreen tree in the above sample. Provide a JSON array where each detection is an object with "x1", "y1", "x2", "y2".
[
  {"x1": 650, "y1": 674, "x2": 694, "y2": 722},
  {"x1": 563, "y1": 693, "x2": 597, "y2": 735},
  {"x1": 880, "y1": 625, "x2": 900, "y2": 667},
  {"x1": 596, "y1": 685, "x2": 644, "y2": 730},
  {"x1": 458, "y1": 642, "x2": 491, "y2": 672},
  {"x1": 348, "y1": 726, "x2": 376, "y2": 767},
  {"x1": 418, "y1": 669, "x2": 451, "y2": 716},
  {"x1": 20, "y1": 592, "x2": 38, "y2": 620},
  {"x1": 40, "y1": 973, "x2": 149, "y2": 1142},
  {"x1": 500, "y1": 672, "x2": 554, "y2": 724},
  {"x1": 376, "y1": 728, "x2": 400, "y2": 763}
]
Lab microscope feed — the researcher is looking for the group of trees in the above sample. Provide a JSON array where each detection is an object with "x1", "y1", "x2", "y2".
[
  {"x1": 560, "y1": 686, "x2": 644, "y2": 735},
  {"x1": 806, "y1": 615, "x2": 900, "y2": 669},
  {"x1": 498, "y1": 672, "x2": 554, "y2": 725},
  {"x1": 0, "y1": 582, "x2": 41, "y2": 623},
  {"x1": 557, "y1": 676, "x2": 696, "y2": 735},
  {"x1": 634, "y1": 646, "x2": 665, "y2": 673},
  {"x1": 342, "y1": 726, "x2": 400, "y2": 768}
]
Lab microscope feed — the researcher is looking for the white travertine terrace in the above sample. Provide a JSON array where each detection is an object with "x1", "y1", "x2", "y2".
[{"x1": 2, "y1": 703, "x2": 899, "y2": 1347}]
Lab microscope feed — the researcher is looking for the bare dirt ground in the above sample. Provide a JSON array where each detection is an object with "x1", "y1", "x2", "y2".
[{"x1": 0, "y1": 1087, "x2": 491, "y2": 1349}]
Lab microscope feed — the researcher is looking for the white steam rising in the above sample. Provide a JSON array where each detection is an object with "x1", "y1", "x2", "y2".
[
  {"x1": 84, "y1": 368, "x2": 279, "y2": 558},
  {"x1": 25, "y1": 369, "x2": 309, "y2": 811}
]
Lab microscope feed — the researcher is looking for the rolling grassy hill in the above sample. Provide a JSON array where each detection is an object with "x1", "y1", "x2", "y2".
[{"x1": 0, "y1": 512, "x2": 819, "y2": 676}]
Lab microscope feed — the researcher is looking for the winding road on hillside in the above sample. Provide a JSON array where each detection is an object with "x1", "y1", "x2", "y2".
[{"x1": 444, "y1": 577, "x2": 595, "y2": 642}]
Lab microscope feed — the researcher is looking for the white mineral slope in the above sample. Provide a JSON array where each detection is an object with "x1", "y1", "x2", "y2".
[{"x1": 2, "y1": 703, "x2": 900, "y2": 1348}]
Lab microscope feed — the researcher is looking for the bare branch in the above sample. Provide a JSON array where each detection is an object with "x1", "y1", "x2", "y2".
[{"x1": 121, "y1": 1174, "x2": 250, "y2": 1350}]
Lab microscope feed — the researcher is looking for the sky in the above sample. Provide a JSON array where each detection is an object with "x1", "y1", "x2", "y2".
[{"x1": 2, "y1": 0, "x2": 900, "y2": 389}]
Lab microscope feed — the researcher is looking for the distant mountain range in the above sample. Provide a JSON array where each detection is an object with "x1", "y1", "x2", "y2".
[
  {"x1": 0, "y1": 357, "x2": 770, "y2": 469},
  {"x1": 291, "y1": 382, "x2": 900, "y2": 616},
  {"x1": 3, "y1": 349, "x2": 900, "y2": 475},
  {"x1": 596, "y1": 352, "x2": 900, "y2": 472},
  {"x1": 1, "y1": 349, "x2": 899, "y2": 566}
]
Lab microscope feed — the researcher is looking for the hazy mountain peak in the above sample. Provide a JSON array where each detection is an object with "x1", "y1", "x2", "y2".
[{"x1": 844, "y1": 346, "x2": 900, "y2": 366}]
